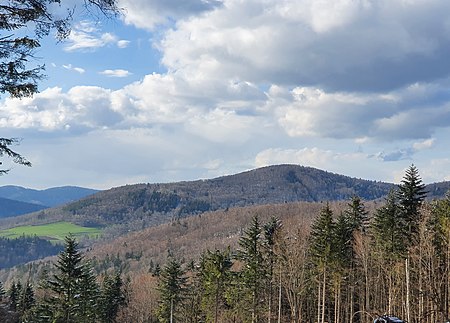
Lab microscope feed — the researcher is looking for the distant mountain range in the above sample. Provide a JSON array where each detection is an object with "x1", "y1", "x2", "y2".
[{"x1": 0, "y1": 186, "x2": 99, "y2": 218}]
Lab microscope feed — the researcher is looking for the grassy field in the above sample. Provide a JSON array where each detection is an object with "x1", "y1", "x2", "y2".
[{"x1": 0, "y1": 221, "x2": 102, "y2": 243}]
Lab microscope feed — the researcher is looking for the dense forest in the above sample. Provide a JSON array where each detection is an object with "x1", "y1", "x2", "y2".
[
  {"x1": 2, "y1": 165, "x2": 450, "y2": 322},
  {"x1": 0, "y1": 236, "x2": 62, "y2": 269}
]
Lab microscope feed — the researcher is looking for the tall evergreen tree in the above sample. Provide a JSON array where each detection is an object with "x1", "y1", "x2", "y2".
[
  {"x1": 0, "y1": 281, "x2": 5, "y2": 300},
  {"x1": 372, "y1": 190, "x2": 407, "y2": 258},
  {"x1": 199, "y1": 248, "x2": 233, "y2": 323},
  {"x1": 309, "y1": 204, "x2": 335, "y2": 323},
  {"x1": 77, "y1": 263, "x2": 100, "y2": 322},
  {"x1": 43, "y1": 235, "x2": 95, "y2": 322},
  {"x1": 8, "y1": 282, "x2": 19, "y2": 311},
  {"x1": 236, "y1": 215, "x2": 266, "y2": 323},
  {"x1": 17, "y1": 282, "x2": 35, "y2": 321},
  {"x1": 99, "y1": 271, "x2": 125, "y2": 323},
  {"x1": 263, "y1": 216, "x2": 282, "y2": 323},
  {"x1": 397, "y1": 164, "x2": 427, "y2": 240},
  {"x1": 157, "y1": 257, "x2": 187, "y2": 323}
]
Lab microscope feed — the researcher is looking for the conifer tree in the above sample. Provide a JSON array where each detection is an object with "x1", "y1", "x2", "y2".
[
  {"x1": 309, "y1": 204, "x2": 335, "y2": 323},
  {"x1": 372, "y1": 190, "x2": 407, "y2": 257},
  {"x1": 8, "y1": 282, "x2": 18, "y2": 311},
  {"x1": 263, "y1": 216, "x2": 282, "y2": 323},
  {"x1": 397, "y1": 164, "x2": 427, "y2": 240},
  {"x1": 236, "y1": 215, "x2": 266, "y2": 323},
  {"x1": 44, "y1": 235, "x2": 95, "y2": 322},
  {"x1": 0, "y1": 281, "x2": 5, "y2": 300},
  {"x1": 77, "y1": 263, "x2": 100, "y2": 322},
  {"x1": 99, "y1": 271, "x2": 125, "y2": 323},
  {"x1": 17, "y1": 282, "x2": 35, "y2": 321},
  {"x1": 157, "y1": 257, "x2": 187, "y2": 323},
  {"x1": 199, "y1": 248, "x2": 233, "y2": 323}
]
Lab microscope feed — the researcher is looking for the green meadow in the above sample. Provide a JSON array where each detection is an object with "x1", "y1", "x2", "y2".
[{"x1": 0, "y1": 221, "x2": 102, "y2": 243}]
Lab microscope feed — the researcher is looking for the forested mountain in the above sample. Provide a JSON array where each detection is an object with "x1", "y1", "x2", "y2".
[
  {"x1": 2, "y1": 164, "x2": 450, "y2": 231},
  {"x1": 0, "y1": 185, "x2": 99, "y2": 207},
  {"x1": 0, "y1": 165, "x2": 393, "y2": 228},
  {"x1": 3, "y1": 165, "x2": 450, "y2": 322},
  {"x1": 0, "y1": 197, "x2": 47, "y2": 218}
]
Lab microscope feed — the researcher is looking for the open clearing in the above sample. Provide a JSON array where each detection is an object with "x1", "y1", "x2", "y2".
[{"x1": 0, "y1": 221, "x2": 102, "y2": 243}]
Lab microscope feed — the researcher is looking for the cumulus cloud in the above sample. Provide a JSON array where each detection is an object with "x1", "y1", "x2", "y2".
[
  {"x1": 119, "y1": 0, "x2": 223, "y2": 30},
  {"x1": 158, "y1": 0, "x2": 450, "y2": 92}
]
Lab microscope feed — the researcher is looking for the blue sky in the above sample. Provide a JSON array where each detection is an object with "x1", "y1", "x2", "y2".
[{"x1": 2, "y1": 0, "x2": 450, "y2": 190}]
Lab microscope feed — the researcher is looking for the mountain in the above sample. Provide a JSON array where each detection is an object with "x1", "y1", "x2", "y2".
[
  {"x1": 0, "y1": 197, "x2": 48, "y2": 218},
  {"x1": 0, "y1": 165, "x2": 395, "y2": 229},
  {"x1": 3, "y1": 164, "x2": 450, "y2": 231},
  {"x1": 0, "y1": 185, "x2": 99, "y2": 207}
]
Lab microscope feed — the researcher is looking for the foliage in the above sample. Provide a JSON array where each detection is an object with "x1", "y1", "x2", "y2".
[
  {"x1": 0, "y1": 138, "x2": 31, "y2": 175},
  {"x1": 199, "y1": 248, "x2": 233, "y2": 323},
  {"x1": 397, "y1": 164, "x2": 427, "y2": 241},
  {"x1": 157, "y1": 257, "x2": 187, "y2": 323},
  {"x1": 0, "y1": 235, "x2": 62, "y2": 269},
  {"x1": 99, "y1": 271, "x2": 125, "y2": 323}
]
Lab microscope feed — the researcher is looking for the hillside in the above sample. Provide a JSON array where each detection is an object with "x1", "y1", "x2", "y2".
[
  {"x1": 0, "y1": 197, "x2": 48, "y2": 218},
  {"x1": 0, "y1": 165, "x2": 394, "y2": 230}
]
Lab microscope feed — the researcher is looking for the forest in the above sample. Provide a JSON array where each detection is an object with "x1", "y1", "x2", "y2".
[{"x1": 1, "y1": 164, "x2": 450, "y2": 323}]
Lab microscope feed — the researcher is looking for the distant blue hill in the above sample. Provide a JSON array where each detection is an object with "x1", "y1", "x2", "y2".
[
  {"x1": 0, "y1": 186, "x2": 100, "y2": 218},
  {"x1": 0, "y1": 197, "x2": 48, "y2": 218}
]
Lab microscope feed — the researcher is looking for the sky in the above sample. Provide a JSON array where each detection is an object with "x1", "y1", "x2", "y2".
[{"x1": 2, "y1": 0, "x2": 450, "y2": 190}]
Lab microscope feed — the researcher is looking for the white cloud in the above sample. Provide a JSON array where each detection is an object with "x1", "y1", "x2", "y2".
[
  {"x1": 117, "y1": 40, "x2": 131, "y2": 48},
  {"x1": 63, "y1": 21, "x2": 126, "y2": 52},
  {"x1": 158, "y1": 0, "x2": 450, "y2": 92},
  {"x1": 413, "y1": 138, "x2": 435, "y2": 151},
  {"x1": 118, "y1": 0, "x2": 223, "y2": 30},
  {"x1": 62, "y1": 64, "x2": 85, "y2": 74},
  {"x1": 100, "y1": 69, "x2": 133, "y2": 78}
]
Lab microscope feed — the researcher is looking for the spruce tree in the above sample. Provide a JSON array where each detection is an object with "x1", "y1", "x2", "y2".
[
  {"x1": 397, "y1": 164, "x2": 427, "y2": 240},
  {"x1": 199, "y1": 248, "x2": 233, "y2": 323},
  {"x1": 99, "y1": 271, "x2": 125, "y2": 323},
  {"x1": 17, "y1": 282, "x2": 35, "y2": 321},
  {"x1": 8, "y1": 282, "x2": 18, "y2": 311},
  {"x1": 77, "y1": 263, "x2": 100, "y2": 322},
  {"x1": 309, "y1": 204, "x2": 335, "y2": 323},
  {"x1": 0, "y1": 281, "x2": 5, "y2": 300},
  {"x1": 157, "y1": 257, "x2": 187, "y2": 323},
  {"x1": 263, "y1": 216, "x2": 282, "y2": 323},
  {"x1": 43, "y1": 235, "x2": 96, "y2": 322},
  {"x1": 236, "y1": 215, "x2": 266, "y2": 323},
  {"x1": 372, "y1": 190, "x2": 407, "y2": 258}
]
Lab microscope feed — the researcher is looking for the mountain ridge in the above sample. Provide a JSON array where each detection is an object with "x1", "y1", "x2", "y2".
[{"x1": 2, "y1": 164, "x2": 449, "y2": 230}]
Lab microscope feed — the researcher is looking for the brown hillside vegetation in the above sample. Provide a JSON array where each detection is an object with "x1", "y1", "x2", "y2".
[
  {"x1": 0, "y1": 164, "x2": 392, "y2": 232},
  {"x1": 86, "y1": 199, "x2": 378, "y2": 275}
]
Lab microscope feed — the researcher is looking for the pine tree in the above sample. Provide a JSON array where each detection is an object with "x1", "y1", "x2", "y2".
[
  {"x1": 157, "y1": 257, "x2": 187, "y2": 323},
  {"x1": 100, "y1": 271, "x2": 125, "y2": 323},
  {"x1": 372, "y1": 190, "x2": 407, "y2": 258},
  {"x1": 236, "y1": 215, "x2": 266, "y2": 323},
  {"x1": 77, "y1": 263, "x2": 100, "y2": 322},
  {"x1": 8, "y1": 282, "x2": 18, "y2": 311},
  {"x1": 42, "y1": 235, "x2": 96, "y2": 322},
  {"x1": 397, "y1": 164, "x2": 427, "y2": 241},
  {"x1": 263, "y1": 216, "x2": 282, "y2": 323},
  {"x1": 17, "y1": 282, "x2": 35, "y2": 321},
  {"x1": 199, "y1": 248, "x2": 233, "y2": 323},
  {"x1": 309, "y1": 204, "x2": 335, "y2": 323},
  {"x1": 0, "y1": 281, "x2": 5, "y2": 300}
]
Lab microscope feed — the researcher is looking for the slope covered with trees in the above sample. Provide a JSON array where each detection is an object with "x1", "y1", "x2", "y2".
[
  {"x1": 0, "y1": 165, "x2": 395, "y2": 230},
  {"x1": 3, "y1": 165, "x2": 450, "y2": 322}
]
